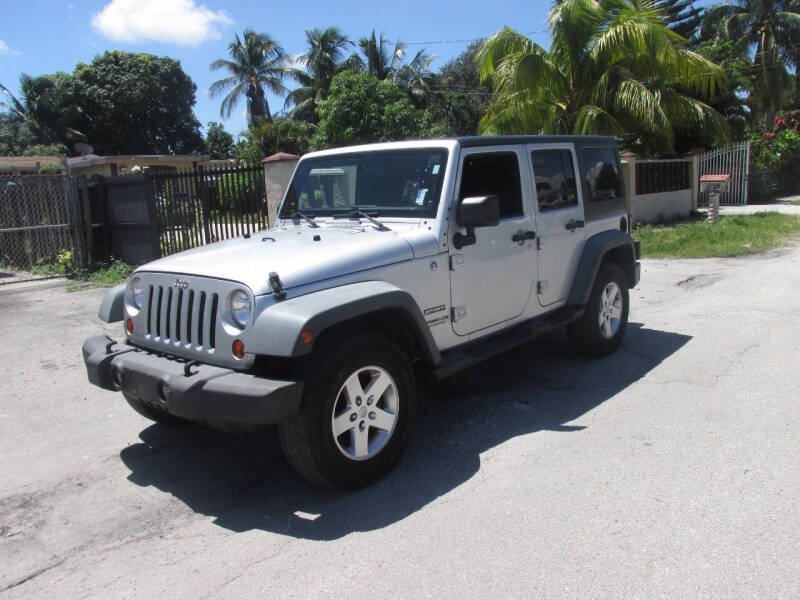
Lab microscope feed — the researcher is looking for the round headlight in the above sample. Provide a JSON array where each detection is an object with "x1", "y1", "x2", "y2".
[
  {"x1": 131, "y1": 277, "x2": 145, "y2": 309},
  {"x1": 230, "y1": 290, "x2": 251, "y2": 329}
]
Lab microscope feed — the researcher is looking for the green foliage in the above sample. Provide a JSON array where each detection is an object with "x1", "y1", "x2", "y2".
[
  {"x1": 428, "y1": 40, "x2": 491, "y2": 136},
  {"x1": 655, "y1": 0, "x2": 703, "y2": 39},
  {"x1": 477, "y1": 0, "x2": 730, "y2": 154},
  {"x1": 633, "y1": 213, "x2": 800, "y2": 257},
  {"x1": 209, "y1": 30, "x2": 289, "y2": 125},
  {"x1": 73, "y1": 52, "x2": 203, "y2": 154},
  {"x1": 236, "y1": 118, "x2": 313, "y2": 162},
  {"x1": 71, "y1": 260, "x2": 134, "y2": 288},
  {"x1": 310, "y1": 71, "x2": 443, "y2": 150},
  {"x1": 285, "y1": 27, "x2": 357, "y2": 123},
  {"x1": 204, "y1": 121, "x2": 235, "y2": 159},
  {"x1": 8, "y1": 52, "x2": 204, "y2": 155},
  {"x1": 704, "y1": 0, "x2": 800, "y2": 130}
]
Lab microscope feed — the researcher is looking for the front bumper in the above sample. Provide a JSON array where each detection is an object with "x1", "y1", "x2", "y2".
[{"x1": 82, "y1": 335, "x2": 302, "y2": 426}]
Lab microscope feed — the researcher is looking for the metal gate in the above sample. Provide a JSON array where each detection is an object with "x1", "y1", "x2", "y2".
[
  {"x1": 698, "y1": 141, "x2": 750, "y2": 205},
  {"x1": 0, "y1": 174, "x2": 84, "y2": 271}
]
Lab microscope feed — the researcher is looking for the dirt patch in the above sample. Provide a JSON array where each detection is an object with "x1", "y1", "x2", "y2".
[{"x1": 676, "y1": 273, "x2": 722, "y2": 290}]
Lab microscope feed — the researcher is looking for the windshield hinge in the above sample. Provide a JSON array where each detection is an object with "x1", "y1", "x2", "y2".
[
  {"x1": 450, "y1": 254, "x2": 464, "y2": 270},
  {"x1": 451, "y1": 306, "x2": 467, "y2": 323}
]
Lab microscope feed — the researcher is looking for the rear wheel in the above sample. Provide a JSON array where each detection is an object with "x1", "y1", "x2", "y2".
[
  {"x1": 567, "y1": 262, "x2": 629, "y2": 357},
  {"x1": 278, "y1": 333, "x2": 417, "y2": 490}
]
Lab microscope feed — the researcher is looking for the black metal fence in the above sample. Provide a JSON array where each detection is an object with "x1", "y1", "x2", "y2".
[
  {"x1": 635, "y1": 159, "x2": 691, "y2": 195},
  {"x1": 151, "y1": 162, "x2": 268, "y2": 258}
]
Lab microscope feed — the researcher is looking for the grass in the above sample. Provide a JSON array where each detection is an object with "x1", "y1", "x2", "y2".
[
  {"x1": 66, "y1": 260, "x2": 134, "y2": 291},
  {"x1": 633, "y1": 212, "x2": 800, "y2": 258},
  {"x1": 791, "y1": 199, "x2": 800, "y2": 206}
]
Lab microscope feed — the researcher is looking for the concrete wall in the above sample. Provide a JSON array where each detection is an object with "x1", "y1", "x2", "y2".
[
  {"x1": 630, "y1": 189, "x2": 693, "y2": 224},
  {"x1": 263, "y1": 158, "x2": 299, "y2": 227},
  {"x1": 622, "y1": 156, "x2": 698, "y2": 224}
]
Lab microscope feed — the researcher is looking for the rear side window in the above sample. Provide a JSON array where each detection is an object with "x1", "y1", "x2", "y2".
[
  {"x1": 581, "y1": 148, "x2": 622, "y2": 203},
  {"x1": 532, "y1": 149, "x2": 578, "y2": 212},
  {"x1": 459, "y1": 153, "x2": 523, "y2": 219}
]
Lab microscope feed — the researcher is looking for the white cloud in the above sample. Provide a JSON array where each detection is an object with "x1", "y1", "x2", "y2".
[
  {"x1": 0, "y1": 40, "x2": 21, "y2": 56},
  {"x1": 91, "y1": 0, "x2": 232, "y2": 47}
]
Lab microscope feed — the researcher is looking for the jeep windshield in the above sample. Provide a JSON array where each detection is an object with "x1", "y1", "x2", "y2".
[{"x1": 280, "y1": 148, "x2": 448, "y2": 219}]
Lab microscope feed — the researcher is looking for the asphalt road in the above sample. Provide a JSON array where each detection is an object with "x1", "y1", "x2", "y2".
[{"x1": 1, "y1": 247, "x2": 799, "y2": 599}]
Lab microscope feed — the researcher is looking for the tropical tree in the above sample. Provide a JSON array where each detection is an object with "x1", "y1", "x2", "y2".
[
  {"x1": 3, "y1": 52, "x2": 203, "y2": 155},
  {"x1": 204, "y1": 122, "x2": 235, "y2": 158},
  {"x1": 357, "y1": 31, "x2": 405, "y2": 80},
  {"x1": 705, "y1": 0, "x2": 800, "y2": 129},
  {"x1": 393, "y1": 49, "x2": 437, "y2": 106},
  {"x1": 210, "y1": 30, "x2": 289, "y2": 125},
  {"x1": 285, "y1": 27, "x2": 357, "y2": 122},
  {"x1": 656, "y1": 0, "x2": 704, "y2": 39},
  {"x1": 477, "y1": 0, "x2": 729, "y2": 154},
  {"x1": 310, "y1": 71, "x2": 442, "y2": 150}
]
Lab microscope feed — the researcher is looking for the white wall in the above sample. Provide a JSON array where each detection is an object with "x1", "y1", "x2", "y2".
[
  {"x1": 622, "y1": 156, "x2": 698, "y2": 225},
  {"x1": 630, "y1": 189, "x2": 693, "y2": 224}
]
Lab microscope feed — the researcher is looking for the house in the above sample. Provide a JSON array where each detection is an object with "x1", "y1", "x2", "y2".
[
  {"x1": 0, "y1": 155, "x2": 63, "y2": 175},
  {"x1": 67, "y1": 154, "x2": 210, "y2": 177}
]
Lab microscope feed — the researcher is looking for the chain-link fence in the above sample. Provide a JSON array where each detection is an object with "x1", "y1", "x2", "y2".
[{"x1": 0, "y1": 174, "x2": 84, "y2": 272}]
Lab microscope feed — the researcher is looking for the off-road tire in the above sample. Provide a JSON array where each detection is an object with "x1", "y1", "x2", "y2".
[
  {"x1": 123, "y1": 392, "x2": 189, "y2": 426},
  {"x1": 567, "y1": 262, "x2": 629, "y2": 357},
  {"x1": 278, "y1": 333, "x2": 417, "y2": 490}
]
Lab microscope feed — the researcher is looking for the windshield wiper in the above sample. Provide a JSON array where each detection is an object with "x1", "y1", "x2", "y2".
[
  {"x1": 333, "y1": 210, "x2": 391, "y2": 231},
  {"x1": 289, "y1": 211, "x2": 319, "y2": 228}
]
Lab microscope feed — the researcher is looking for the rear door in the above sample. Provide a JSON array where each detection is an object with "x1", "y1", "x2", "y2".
[
  {"x1": 527, "y1": 144, "x2": 586, "y2": 307},
  {"x1": 449, "y1": 146, "x2": 537, "y2": 336}
]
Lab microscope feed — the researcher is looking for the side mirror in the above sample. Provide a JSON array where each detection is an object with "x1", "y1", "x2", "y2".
[
  {"x1": 457, "y1": 195, "x2": 500, "y2": 228},
  {"x1": 454, "y1": 195, "x2": 500, "y2": 249}
]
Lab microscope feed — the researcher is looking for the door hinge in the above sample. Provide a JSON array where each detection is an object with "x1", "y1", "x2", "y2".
[
  {"x1": 450, "y1": 254, "x2": 464, "y2": 270},
  {"x1": 537, "y1": 281, "x2": 548, "y2": 294},
  {"x1": 451, "y1": 306, "x2": 467, "y2": 323}
]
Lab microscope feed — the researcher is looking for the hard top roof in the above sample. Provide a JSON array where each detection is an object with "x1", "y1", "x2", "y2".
[{"x1": 455, "y1": 135, "x2": 618, "y2": 148}]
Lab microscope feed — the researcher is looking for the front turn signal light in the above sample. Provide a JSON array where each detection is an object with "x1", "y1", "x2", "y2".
[
  {"x1": 232, "y1": 339, "x2": 245, "y2": 359},
  {"x1": 125, "y1": 318, "x2": 134, "y2": 334}
]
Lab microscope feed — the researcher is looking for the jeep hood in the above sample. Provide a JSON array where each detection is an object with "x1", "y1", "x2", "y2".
[{"x1": 138, "y1": 224, "x2": 417, "y2": 295}]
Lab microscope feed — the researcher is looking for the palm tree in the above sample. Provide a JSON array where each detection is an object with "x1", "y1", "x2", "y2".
[
  {"x1": 210, "y1": 30, "x2": 289, "y2": 125},
  {"x1": 393, "y1": 49, "x2": 437, "y2": 107},
  {"x1": 357, "y1": 31, "x2": 405, "y2": 80},
  {"x1": 706, "y1": 0, "x2": 800, "y2": 129},
  {"x1": 477, "y1": 0, "x2": 729, "y2": 154},
  {"x1": 285, "y1": 27, "x2": 357, "y2": 122}
]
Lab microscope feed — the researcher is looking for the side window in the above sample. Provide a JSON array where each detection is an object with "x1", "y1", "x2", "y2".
[
  {"x1": 581, "y1": 148, "x2": 622, "y2": 203},
  {"x1": 459, "y1": 152, "x2": 523, "y2": 219},
  {"x1": 532, "y1": 149, "x2": 578, "y2": 212}
]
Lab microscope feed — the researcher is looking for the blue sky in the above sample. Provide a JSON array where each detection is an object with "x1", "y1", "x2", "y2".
[{"x1": 1, "y1": 0, "x2": 715, "y2": 142}]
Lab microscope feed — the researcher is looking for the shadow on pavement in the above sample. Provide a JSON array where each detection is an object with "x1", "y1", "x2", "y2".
[{"x1": 120, "y1": 323, "x2": 690, "y2": 540}]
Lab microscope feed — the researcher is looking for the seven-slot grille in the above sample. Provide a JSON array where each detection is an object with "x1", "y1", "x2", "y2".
[{"x1": 144, "y1": 284, "x2": 219, "y2": 351}]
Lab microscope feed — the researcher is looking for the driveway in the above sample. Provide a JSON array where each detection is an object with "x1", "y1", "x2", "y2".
[{"x1": 1, "y1": 247, "x2": 799, "y2": 598}]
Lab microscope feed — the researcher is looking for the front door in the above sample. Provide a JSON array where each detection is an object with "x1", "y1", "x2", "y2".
[
  {"x1": 527, "y1": 145, "x2": 586, "y2": 306},
  {"x1": 449, "y1": 147, "x2": 537, "y2": 336}
]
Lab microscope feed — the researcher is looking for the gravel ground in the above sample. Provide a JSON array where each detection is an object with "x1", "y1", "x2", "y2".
[{"x1": 1, "y1": 247, "x2": 799, "y2": 599}]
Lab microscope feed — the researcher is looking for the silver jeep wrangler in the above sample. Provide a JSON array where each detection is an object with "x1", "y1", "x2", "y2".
[{"x1": 83, "y1": 136, "x2": 640, "y2": 489}]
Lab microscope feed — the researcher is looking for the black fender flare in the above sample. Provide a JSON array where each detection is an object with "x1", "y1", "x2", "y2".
[
  {"x1": 567, "y1": 230, "x2": 638, "y2": 306},
  {"x1": 98, "y1": 283, "x2": 125, "y2": 322},
  {"x1": 247, "y1": 281, "x2": 442, "y2": 365}
]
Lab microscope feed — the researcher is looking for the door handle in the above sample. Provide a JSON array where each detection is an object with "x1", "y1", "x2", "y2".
[
  {"x1": 512, "y1": 230, "x2": 536, "y2": 244},
  {"x1": 565, "y1": 219, "x2": 585, "y2": 232}
]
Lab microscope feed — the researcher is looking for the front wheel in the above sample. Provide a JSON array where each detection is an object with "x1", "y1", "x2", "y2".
[
  {"x1": 278, "y1": 333, "x2": 417, "y2": 490},
  {"x1": 567, "y1": 263, "x2": 629, "y2": 357}
]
